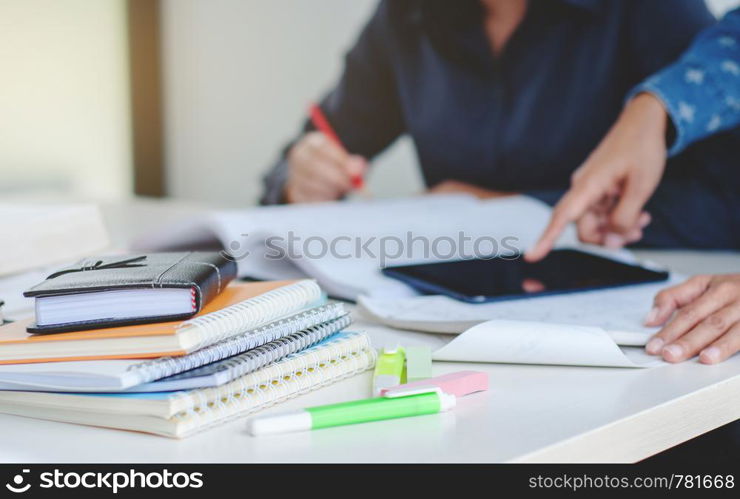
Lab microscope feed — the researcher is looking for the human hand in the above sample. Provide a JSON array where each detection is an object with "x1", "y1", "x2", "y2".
[
  {"x1": 284, "y1": 132, "x2": 366, "y2": 203},
  {"x1": 526, "y1": 93, "x2": 669, "y2": 261},
  {"x1": 645, "y1": 274, "x2": 740, "y2": 364}
]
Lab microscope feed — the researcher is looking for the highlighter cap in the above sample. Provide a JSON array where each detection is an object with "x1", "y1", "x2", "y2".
[
  {"x1": 438, "y1": 391, "x2": 456, "y2": 411},
  {"x1": 384, "y1": 387, "x2": 456, "y2": 411},
  {"x1": 247, "y1": 410, "x2": 312, "y2": 436}
]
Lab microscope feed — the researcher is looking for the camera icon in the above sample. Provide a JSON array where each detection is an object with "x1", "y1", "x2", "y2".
[
  {"x1": 220, "y1": 234, "x2": 251, "y2": 261},
  {"x1": 5, "y1": 469, "x2": 31, "y2": 493}
]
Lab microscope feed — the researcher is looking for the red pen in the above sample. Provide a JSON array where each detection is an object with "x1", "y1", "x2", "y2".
[{"x1": 308, "y1": 103, "x2": 365, "y2": 190}]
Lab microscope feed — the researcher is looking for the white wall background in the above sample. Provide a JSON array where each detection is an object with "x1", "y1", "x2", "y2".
[
  {"x1": 0, "y1": 0, "x2": 131, "y2": 199},
  {"x1": 161, "y1": 0, "x2": 423, "y2": 206},
  {"x1": 1, "y1": 0, "x2": 733, "y2": 204}
]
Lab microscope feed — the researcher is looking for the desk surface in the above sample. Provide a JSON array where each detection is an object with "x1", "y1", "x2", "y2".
[{"x1": 1, "y1": 198, "x2": 739, "y2": 463}]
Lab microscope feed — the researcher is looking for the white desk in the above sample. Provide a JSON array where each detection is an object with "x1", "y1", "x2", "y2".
[{"x1": 1, "y1": 198, "x2": 739, "y2": 463}]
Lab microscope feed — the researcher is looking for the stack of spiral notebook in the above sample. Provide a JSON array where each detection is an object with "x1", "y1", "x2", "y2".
[{"x1": 0, "y1": 253, "x2": 375, "y2": 438}]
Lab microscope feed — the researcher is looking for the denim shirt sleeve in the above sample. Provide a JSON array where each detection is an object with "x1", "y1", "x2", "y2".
[{"x1": 628, "y1": 8, "x2": 740, "y2": 156}]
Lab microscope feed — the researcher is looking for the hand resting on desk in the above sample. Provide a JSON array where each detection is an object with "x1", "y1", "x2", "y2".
[{"x1": 645, "y1": 273, "x2": 740, "y2": 364}]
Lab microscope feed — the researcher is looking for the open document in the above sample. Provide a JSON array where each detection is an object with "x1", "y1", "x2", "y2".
[
  {"x1": 359, "y1": 278, "x2": 681, "y2": 368},
  {"x1": 358, "y1": 278, "x2": 679, "y2": 344},
  {"x1": 134, "y1": 195, "x2": 577, "y2": 300}
]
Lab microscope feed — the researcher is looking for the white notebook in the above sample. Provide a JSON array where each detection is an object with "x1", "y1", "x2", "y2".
[
  {"x1": 0, "y1": 331, "x2": 376, "y2": 438},
  {"x1": 0, "y1": 302, "x2": 347, "y2": 392},
  {"x1": 34, "y1": 288, "x2": 197, "y2": 327},
  {"x1": 133, "y1": 195, "x2": 578, "y2": 300}
]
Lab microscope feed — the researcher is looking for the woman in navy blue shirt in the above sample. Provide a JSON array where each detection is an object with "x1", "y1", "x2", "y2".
[{"x1": 262, "y1": 0, "x2": 739, "y2": 250}]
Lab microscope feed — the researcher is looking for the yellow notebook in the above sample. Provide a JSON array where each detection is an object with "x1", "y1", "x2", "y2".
[{"x1": 0, "y1": 280, "x2": 322, "y2": 364}]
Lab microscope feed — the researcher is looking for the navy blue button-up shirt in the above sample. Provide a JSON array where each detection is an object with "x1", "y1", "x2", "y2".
[{"x1": 262, "y1": 0, "x2": 740, "y2": 249}]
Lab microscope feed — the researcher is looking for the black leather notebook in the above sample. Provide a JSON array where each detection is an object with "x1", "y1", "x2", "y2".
[{"x1": 24, "y1": 252, "x2": 237, "y2": 334}]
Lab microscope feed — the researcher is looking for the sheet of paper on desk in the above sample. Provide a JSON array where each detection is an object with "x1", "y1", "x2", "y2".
[
  {"x1": 0, "y1": 268, "x2": 52, "y2": 319},
  {"x1": 358, "y1": 277, "x2": 684, "y2": 348},
  {"x1": 432, "y1": 320, "x2": 663, "y2": 368},
  {"x1": 0, "y1": 203, "x2": 108, "y2": 276},
  {"x1": 134, "y1": 195, "x2": 577, "y2": 300}
]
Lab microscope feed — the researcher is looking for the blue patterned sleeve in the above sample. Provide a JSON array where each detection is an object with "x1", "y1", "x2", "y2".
[{"x1": 628, "y1": 8, "x2": 740, "y2": 156}]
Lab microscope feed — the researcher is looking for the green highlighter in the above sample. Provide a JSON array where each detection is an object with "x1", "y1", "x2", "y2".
[{"x1": 247, "y1": 388, "x2": 456, "y2": 436}]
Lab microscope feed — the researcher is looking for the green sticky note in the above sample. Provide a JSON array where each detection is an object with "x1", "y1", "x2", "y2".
[{"x1": 405, "y1": 346, "x2": 432, "y2": 382}]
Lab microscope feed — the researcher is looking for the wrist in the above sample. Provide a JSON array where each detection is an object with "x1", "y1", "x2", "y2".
[
  {"x1": 282, "y1": 183, "x2": 295, "y2": 204},
  {"x1": 624, "y1": 92, "x2": 668, "y2": 132},
  {"x1": 621, "y1": 92, "x2": 675, "y2": 151}
]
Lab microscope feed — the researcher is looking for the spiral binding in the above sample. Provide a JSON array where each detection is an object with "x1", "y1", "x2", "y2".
[
  {"x1": 179, "y1": 280, "x2": 323, "y2": 350},
  {"x1": 168, "y1": 332, "x2": 376, "y2": 438},
  {"x1": 127, "y1": 301, "x2": 346, "y2": 385},
  {"x1": 158, "y1": 314, "x2": 353, "y2": 385},
  {"x1": 174, "y1": 350, "x2": 375, "y2": 438}
]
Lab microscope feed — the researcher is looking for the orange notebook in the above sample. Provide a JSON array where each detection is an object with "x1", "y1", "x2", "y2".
[{"x1": 0, "y1": 280, "x2": 322, "y2": 364}]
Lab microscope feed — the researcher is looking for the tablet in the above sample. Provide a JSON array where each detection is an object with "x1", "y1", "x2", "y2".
[{"x1": 381, "y1": 249, "x2": 669, "y2": 303}]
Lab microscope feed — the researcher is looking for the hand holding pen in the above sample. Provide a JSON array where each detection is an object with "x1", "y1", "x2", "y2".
[{"x1": 283, "y1": 103, "x2": 369, "y2": 203}]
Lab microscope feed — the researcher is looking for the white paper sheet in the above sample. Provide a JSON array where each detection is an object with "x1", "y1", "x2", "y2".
[
  {"x1": 432, "y1": 320, "x2": 664, "y2": 368},
  {"x1": 0, "y1": 203, "x2": 109, "y2": 276},
  {"x1": 134, "y1": 195, "x2": 578, "y2": 300},
  {"x1": 358, "y1": 276, "x2": 683, "y2": 346}
]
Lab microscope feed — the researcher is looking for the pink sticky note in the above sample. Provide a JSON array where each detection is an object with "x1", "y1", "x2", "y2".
[{"x1": 381, "y1": 370, "x2": 488, "y2": 398}]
